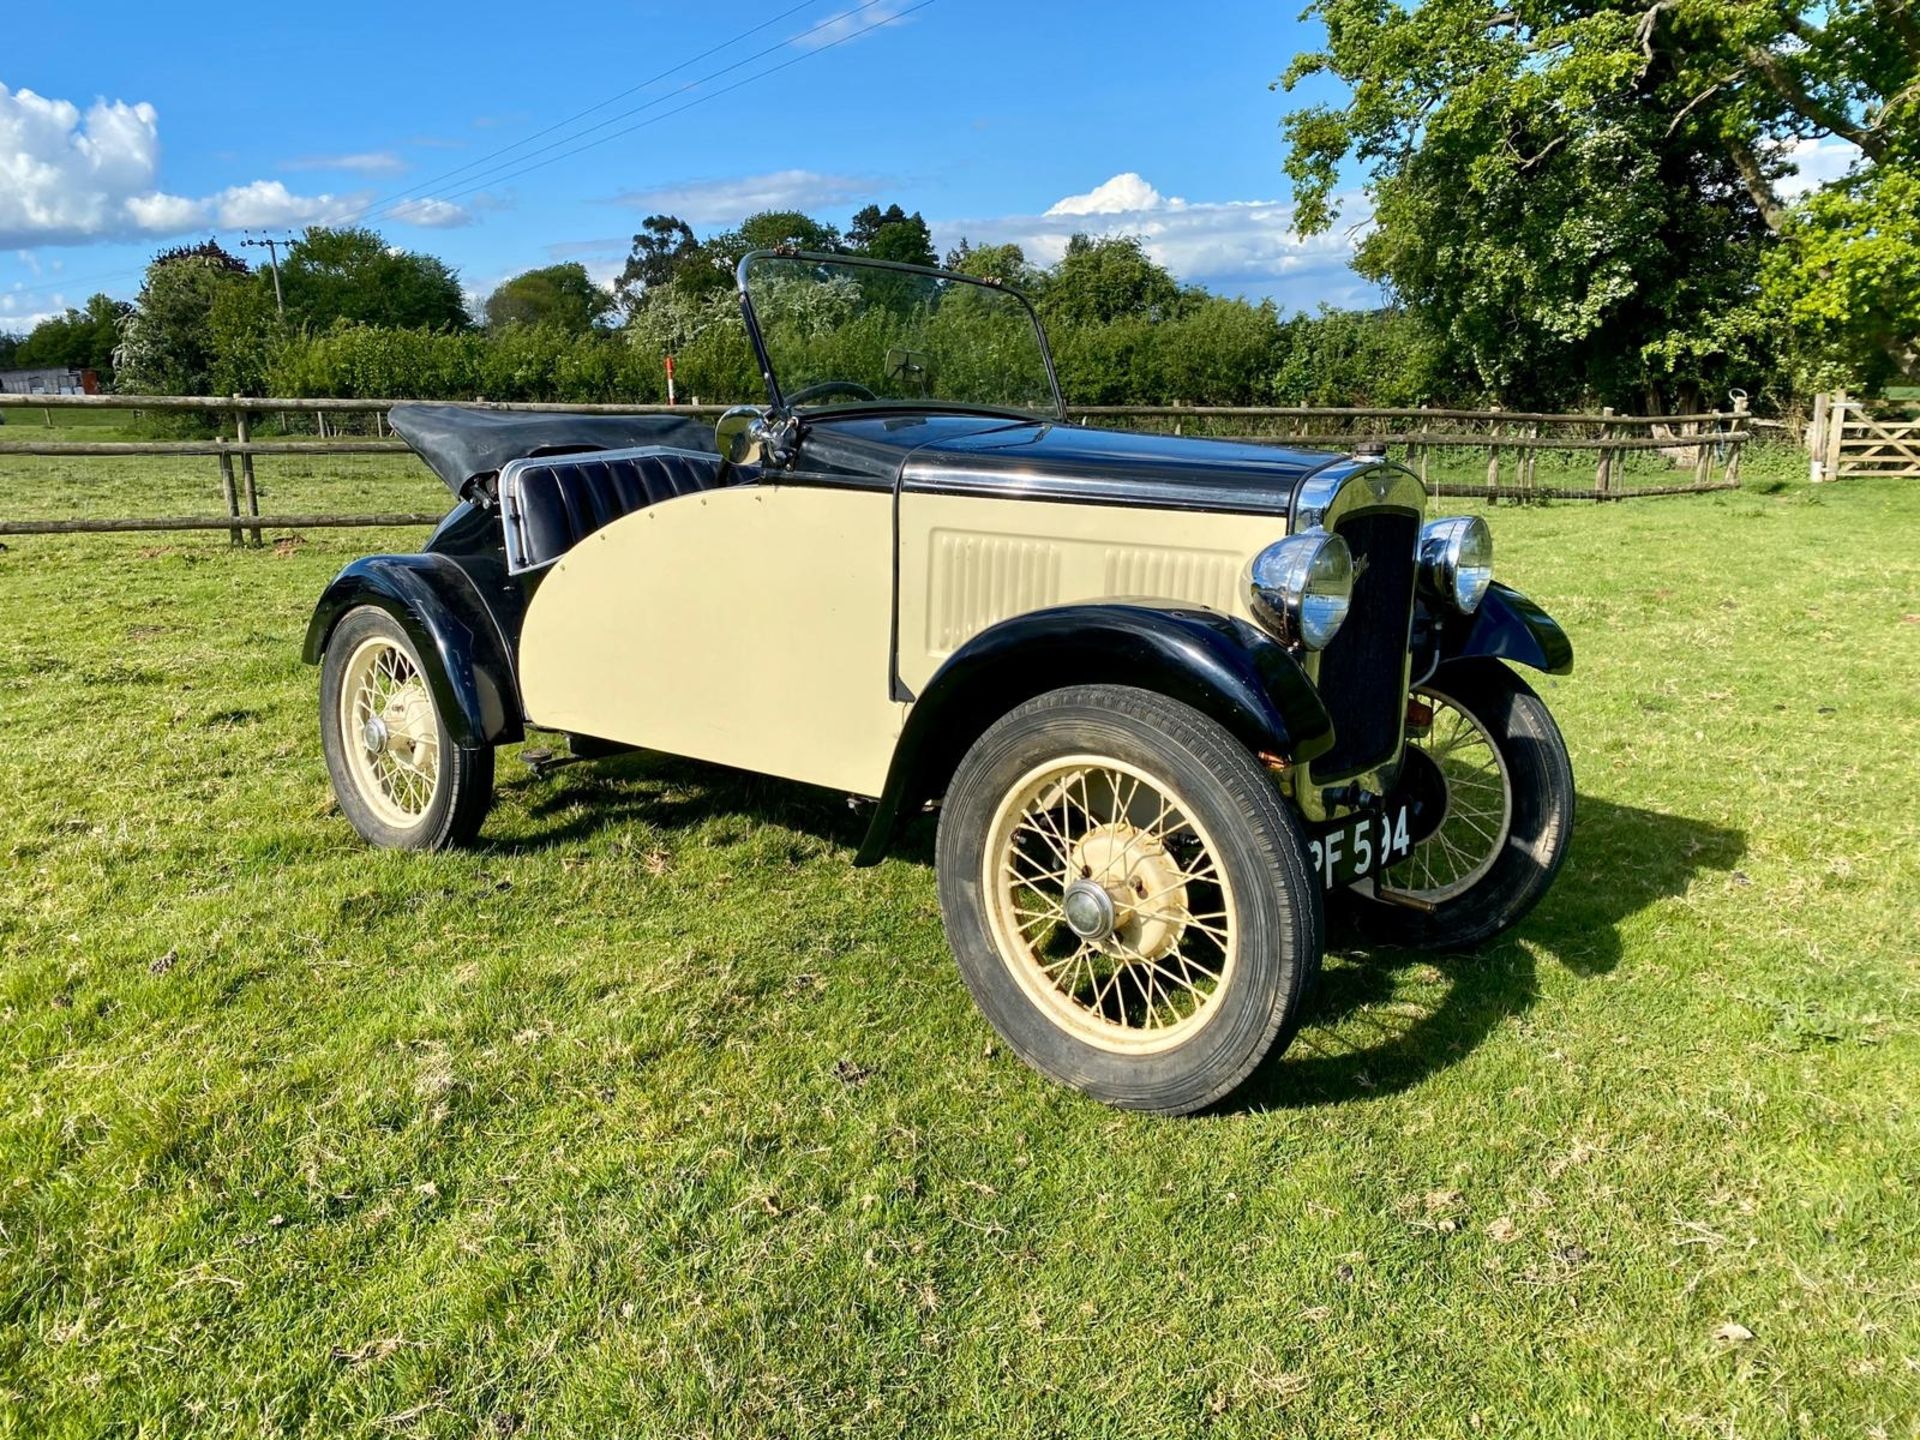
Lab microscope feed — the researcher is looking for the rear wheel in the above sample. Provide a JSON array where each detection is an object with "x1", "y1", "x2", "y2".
[
  {"x1": 320, "y1": 606, "x2": 494, "y2": 850},
  {"x1": 1347, "y1": 659, "x2": 1573, "y2": 949},
  {"x1": 936, "y1": 685, "x2": 1323, "y2": 1115}
]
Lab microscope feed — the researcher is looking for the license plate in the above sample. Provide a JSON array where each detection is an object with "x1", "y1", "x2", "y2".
[{"x1": 1308, "y1": 804, "x2": 1413, "y2": 889}]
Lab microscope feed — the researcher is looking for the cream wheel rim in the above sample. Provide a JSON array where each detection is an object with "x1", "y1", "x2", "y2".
[
  {"x1": 982, "y1": 754, "x2": 1238, "y2": 1054},
  {"x1": 338, "y1": 635, "x2": 441, "y2": 828},
  {"x1": 1382, "y1": 688, "x2": 1513, "y2": 902}
]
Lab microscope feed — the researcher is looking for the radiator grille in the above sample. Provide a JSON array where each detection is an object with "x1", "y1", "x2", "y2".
[{"x1": 1314, "y1": 510, "x2": 1419, "y2": 776}]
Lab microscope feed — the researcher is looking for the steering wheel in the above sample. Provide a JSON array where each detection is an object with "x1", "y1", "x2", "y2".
[{"x1": 784, "y1": 380, "x2": 877, "y2": 406}]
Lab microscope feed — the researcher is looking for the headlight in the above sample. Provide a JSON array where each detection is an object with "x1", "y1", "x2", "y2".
[
  {"x1": 1419, "y1": 515, "x2": 1494, "y2": 612},
  {"x1": 1247, "y1": 532, "x2": 1353, "y2": 650}
]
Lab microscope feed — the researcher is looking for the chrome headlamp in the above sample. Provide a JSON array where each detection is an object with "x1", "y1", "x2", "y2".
[
  {"x1": 1418, "y1": 515, "x2": 1494, "y2": 613},
  {"x1": 1247, "y1": 532, "x2": 1353, "y2": 650}
]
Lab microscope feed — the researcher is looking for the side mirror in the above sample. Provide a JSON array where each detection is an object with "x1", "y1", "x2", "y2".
[{"x1": 714, "y1": 405, "x2": 766, "y2": 465}]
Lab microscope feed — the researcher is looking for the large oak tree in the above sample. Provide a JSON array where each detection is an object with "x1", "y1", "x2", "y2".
[{"x1": 1280, "y1": 0, "x2": 1917, "y2": 404}]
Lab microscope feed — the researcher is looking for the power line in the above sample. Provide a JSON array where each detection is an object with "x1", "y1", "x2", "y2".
[
  {"x1": 345, "y1": 0, "x2": 911, "y2": 231},
  {"x1": 367, "y1": 1, "x2": 934, "y2": 219},
  {"x1": 345, "y1": 0, "x2": 830, "y2": 222}
]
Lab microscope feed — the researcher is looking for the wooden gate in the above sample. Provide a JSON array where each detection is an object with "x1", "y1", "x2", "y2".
[{"x1": 1819, "y1": 392, "x2": 1920, "y2": 479}]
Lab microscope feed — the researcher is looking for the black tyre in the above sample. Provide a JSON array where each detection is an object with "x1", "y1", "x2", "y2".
[
  {"x1": 320, "y1": 606, "x2": 494, "y2": 850},
  {"x1": 935, "y1": 685, "x2": 1324, "y2": 1115},
  {"x1": 1347, "y1": 658, "x2": 1573, "y2": 949}
]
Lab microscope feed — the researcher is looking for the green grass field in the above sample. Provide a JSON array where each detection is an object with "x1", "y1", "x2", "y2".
[{"x1": 1, "y1": 431, "x2": 1916, "y2": 1437}]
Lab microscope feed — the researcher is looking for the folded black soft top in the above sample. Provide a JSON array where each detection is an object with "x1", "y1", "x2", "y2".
[{"x1": 389, "y1": 403, "x2": 716, "y2": 495}]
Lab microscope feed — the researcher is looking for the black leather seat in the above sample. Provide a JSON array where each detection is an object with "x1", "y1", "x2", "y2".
[{"x1": 499, "y1": 445, "x2": 751, "y2": 572}]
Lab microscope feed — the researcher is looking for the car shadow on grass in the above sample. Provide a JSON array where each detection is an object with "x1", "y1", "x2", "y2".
[
  {"x1": 489, "y1": 760, "x2": 1743, "y2": 1111},
  {"x1": 486, "y1": 749, "x2": 873, "y2": 855},
  {"x1": 1240, "y1": 795, "x2": 1746, "y2": 1111}
]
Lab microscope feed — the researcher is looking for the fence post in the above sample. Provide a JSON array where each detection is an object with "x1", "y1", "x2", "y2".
[
  {"x1": 1593, "y1": 406, "x2": 1615, "y2": 499},
  {"x1": 233, "y1": 396, "x2": 261, "y2": 547},
  {"x1": 1725, "y1": 394, "x2": 1748, "y2": 487},
  {"x1": 1416, "y1": 403, "x2": 1430, "y2": 487},
  {"x1": 1807, "y1": 391, "x2": 1828, "y2": 477},
  {"x1": 1822, "y1": 390, "x2": 1847, "y2": 483},
  {"x1": 1485, "y1": 407, "x2": 1501, "y2": 503},
  {"x1": 215, "y1": 438, "x2": 242, "y2": 546}
]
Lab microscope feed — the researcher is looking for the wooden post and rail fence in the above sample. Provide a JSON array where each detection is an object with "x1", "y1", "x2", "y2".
[{"x1": 0, "y1": 392, "x2": 1757, "y2": 541}]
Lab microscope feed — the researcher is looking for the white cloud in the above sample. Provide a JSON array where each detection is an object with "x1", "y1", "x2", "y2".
[
  {"x1": 281, "y1": 150, "x2": 406, "y2": 175},
  {"x1": 0, "y1": 83, "x2": 452, "y2": 247},
  {"x1": 385, "y1": 196, "x2": 472, "y2": 228},
  {"x1": 123, "y1": 191, "x2": 203, "y2": 231},
  {"x1": 211, "y1": 179, "x2": 360, "y2": 228},
  {"x1": 941, "y1": 172, "x2": 1381, "y2": 312},
  {"x1": 1045, "y1": 173, "x2": 1181, "y2": 217},
  {"x1": 1778, "y1": 135, "x2": 1861, "y2": 199},
  {"x1": 0, "y1": 85, "x2": 169, "y2": 245},
  {"x1": 792, "y1": 1, "x2": 913, "y2": 49},
  {"x1": 610, "y1": 168, "x2": 885, "y2": 224}
]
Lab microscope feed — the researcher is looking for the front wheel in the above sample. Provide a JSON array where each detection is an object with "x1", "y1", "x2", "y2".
[
  {"x1": 320, "y1": 606, "x2": 494, "y2": 850},
  {"x1": 1347, "y1": 658, "x2": 1574, "y2": 950},
  {"x1": 935, "y1": 685, "x2": 1324, "y2": 1115}
]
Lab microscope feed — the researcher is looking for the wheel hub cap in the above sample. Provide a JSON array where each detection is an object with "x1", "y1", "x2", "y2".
[
  {"x1": 361, "y1": 715, "x2": 389, "y2": 755},
  {"x1": 1061, "y1": 880, "x2": 1117, "y2": 941},
  {"x1": 1068, "y1": 823, "x2": 1190, "y2": 961}
]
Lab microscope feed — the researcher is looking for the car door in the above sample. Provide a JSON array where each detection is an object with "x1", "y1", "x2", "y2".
[{"x1": 514, "y1": 458, "x2": 902, "y2": 797}]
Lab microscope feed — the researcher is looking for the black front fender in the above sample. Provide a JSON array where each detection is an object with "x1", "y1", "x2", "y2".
[
  {"x1": 854, "y1": 602, "x2": 1332, "y2": 866},
  {"x1": 1431, "y1": 581, "x2": 1573, "y2": 676},
  {"x1": 304, "y1": 555, "x2": 524, "y2": 748}
]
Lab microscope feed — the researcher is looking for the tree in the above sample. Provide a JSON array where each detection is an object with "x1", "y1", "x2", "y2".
[
  {"x1": 484, "y1": 263, "x2": 614, "y2": 333},
  {"x1": 1764, "y1": 165, "x2": 1920, "y2": 391},
  {"x1": 848, "y1": 203, "x2": 937, "y2": 266},
  {"x1": 697, "y1": 210, "x2": 843, "y2": 288},
  {"x1": 1042, "y1": 235, "x2": 1187, "y2": 328},
  {"x1": 115, "y1": 241, "x2": 253, "y2": 395},
  {"x1": 14, "y1": 293, "x2": 130, "y2": 380},
  {"x1": 946, "y1": 240, "x2": 1046, "y2": 291},
  {"x1": 277, "y1": 226, "x2": 470, "y2": 331},
  {"x1": 1279, "y1": 0, "x2": 1914, "y2": 404},
  {"x1": 613, "y1": 214, "x2": 700, "y2": 313}
]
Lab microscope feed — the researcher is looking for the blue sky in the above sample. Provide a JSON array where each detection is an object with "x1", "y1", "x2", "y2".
[
  {"x1": 1, "y1": 0, "x2": 1391, "y2": 331},
  {"x1": 1, "y1": 0, "x2": 1867, "y2": 336}
]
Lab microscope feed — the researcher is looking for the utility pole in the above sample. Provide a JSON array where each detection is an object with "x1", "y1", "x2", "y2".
[{"x1": 239, "y1": 234, "x2": 291, "y2": 316}]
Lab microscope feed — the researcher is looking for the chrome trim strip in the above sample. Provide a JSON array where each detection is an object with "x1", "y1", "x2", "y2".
[
  {"x1": 900, "y1": 462, "x2": 1300, "y2": 517},
  {"x1": 1291, "y1": 460, "x2": 1428, "y2": 821},
  {"x1": 1291, "y1": 458, "x2": 1427, "y2": 530}
]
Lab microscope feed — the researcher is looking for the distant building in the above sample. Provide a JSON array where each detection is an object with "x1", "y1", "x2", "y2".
[{"x1": 0, "y1": 367, "x2": 97, "y2": 395}]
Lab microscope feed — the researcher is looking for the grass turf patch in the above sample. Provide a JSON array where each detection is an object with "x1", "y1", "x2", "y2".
[{"x1": 0, "y1": 438, "x2": 1915, "y2": 1437}]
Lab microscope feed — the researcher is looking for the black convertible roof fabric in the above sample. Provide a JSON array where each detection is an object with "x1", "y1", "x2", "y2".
[{"x1": 389, "y1": 403, "x2": 716, "y2": 493}]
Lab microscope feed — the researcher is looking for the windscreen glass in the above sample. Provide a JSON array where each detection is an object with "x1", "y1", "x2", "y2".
[{"x1": 742, "y1": 254, "x2": 1060, "y2": 417}]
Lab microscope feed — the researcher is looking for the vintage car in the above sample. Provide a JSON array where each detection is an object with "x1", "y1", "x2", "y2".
[{"x1": 306, "y1": 250, "x2": 1574, "y2": 1114}]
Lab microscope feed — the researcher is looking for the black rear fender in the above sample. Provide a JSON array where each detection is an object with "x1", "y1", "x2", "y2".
[
  {"x1": 854, "y1": 602, "x2": 1332, "y2": 865},
  {"x1": 304, "y1": 555, "x2": 524, "y2": 748}
]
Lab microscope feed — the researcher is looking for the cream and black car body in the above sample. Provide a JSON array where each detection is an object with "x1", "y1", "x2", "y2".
[{"x1": 307, "y1": 251, "x2": 1575, "y2": 1114}]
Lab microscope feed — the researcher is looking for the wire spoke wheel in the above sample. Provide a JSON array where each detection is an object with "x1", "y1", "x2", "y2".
[
  {"x1": 983, "y1": 754, "x2": 1238, "y2": 1054},
  {"x1": 337, "y1": 635, "x2": 442, "y2": 828},
  {"x1": 1383, "y1": 688, "x2": 1514, "y2": 903}
]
